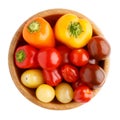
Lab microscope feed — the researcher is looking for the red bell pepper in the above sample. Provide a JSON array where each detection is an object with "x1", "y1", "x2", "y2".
[{"x1": 14, "y1": 45, "x2": 39, "y2": 69}]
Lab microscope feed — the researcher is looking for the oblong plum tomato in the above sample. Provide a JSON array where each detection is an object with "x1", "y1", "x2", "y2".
[
  {"x1": 80, "y1": 64, "x2": 105, "y2": 90},
  {"x1": 43, "y1": 69, "x2": 62, "y2": 86},
  {"x1": 73, "y1": 85, "x2": 93, "y2": 103},
  {"x1": 69, "y1": 48, "x2": 89, "y2": 66},
  {"x1": 61, "y1": 64, "x2": 79, "y2": 83},
  {"x1": 37, "y1": 47, "x2": 62, "y2": 70},
  {"x1": 87, "y1": 36, "x2": 110, "y2": 60}
]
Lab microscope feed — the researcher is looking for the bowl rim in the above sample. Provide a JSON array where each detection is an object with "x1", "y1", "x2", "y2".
[{"x1": 8, "y1": 8, "x2": 110, "y2": 110}]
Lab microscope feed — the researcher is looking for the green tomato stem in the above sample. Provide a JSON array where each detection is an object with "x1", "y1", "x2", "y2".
[
  {"x1": 27, "y1": 21, "x2": 40, "y2": 33},
  {"x1": 16, "y1": 50, "x2": 26, "y2": 62},
  {"x1": 68, "y1": 22, "x2": 83, "y2": 38}
]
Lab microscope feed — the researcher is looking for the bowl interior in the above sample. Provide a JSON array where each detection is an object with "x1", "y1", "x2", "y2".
[{"x1": 8, "y1": 9, "x2": 109, "y2": 110}]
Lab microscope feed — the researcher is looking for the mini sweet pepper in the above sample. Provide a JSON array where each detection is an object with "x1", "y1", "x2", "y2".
[{"x1": 54, "y1": 14, "x2": 92, "y2": 48}]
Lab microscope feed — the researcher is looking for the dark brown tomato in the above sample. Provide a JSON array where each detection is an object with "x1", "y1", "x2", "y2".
[
  {"x1": 80, "y1": 64, "x2": 105, "y2": 90},
  {"x1": 87, "y1": 36, "x2": 110, "y2": 60},
  {"x1": 72, "y1": 79, "x2": 84, "y2": 90}
]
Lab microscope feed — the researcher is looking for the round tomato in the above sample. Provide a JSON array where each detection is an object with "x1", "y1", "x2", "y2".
[
  {"x1": 80, "y1": 64, "x2": 105, "y2": 90},
  {"x1": 72, "y1": 79, "x2": 83, "y2": 90},
  {"x1": 61, "y1": 64, "x2": 79, "y2": 83},
  {"x1": 23, "y1": 16, "x2": 55, "y2": 49},
  {"x1": 69, "y1": 48, "x2": 89, "y2": 66},
  {"x1": 43, "y1": 69, "x2": 62, "y2": 86},
  {"x1": 36, "y1": 84, "x2": 55, "y2": 103},
  {"x1": 56, "y1": 45, "x2": 71, "y2": 65},
  {"x1": 73, "y1": 85, "x2": 93, "y2": 103},
  {"x1": 21, "y1": 69, "x2": 44, "y2": 88},
  {"x1": 37, "y1": 48, "x2": 62, "y2": 70},
  {"x1": 87, "y1": 36, "x2": 111, "y2": 60},
  {"x1": 55, "y1": 82, "x2": 73, "y2": 103}
]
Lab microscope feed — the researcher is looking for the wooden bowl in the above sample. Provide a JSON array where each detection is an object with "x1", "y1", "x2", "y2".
[{"x1": 8, "y1": 9, "x2": 110, "y2": 110}]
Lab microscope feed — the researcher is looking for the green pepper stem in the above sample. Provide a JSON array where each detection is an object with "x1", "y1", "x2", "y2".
[
  {"x1": 16, "y1": 50, "x2": 26, "y2": 62},
  {"x1": 27, "y1": 21, "x2": 40, "y2": 33},
  {"x1": 68, "y1": 22, "x2": 83, "y2": 38}
]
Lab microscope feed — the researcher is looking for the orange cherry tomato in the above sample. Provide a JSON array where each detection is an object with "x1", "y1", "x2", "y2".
[{"x1": 23, "y1": 16, "x2": 55, "y2": 49}]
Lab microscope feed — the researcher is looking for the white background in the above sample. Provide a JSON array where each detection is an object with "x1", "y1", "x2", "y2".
[{"x1": 0, "y1": 0, "x2": 119, "y2": 119}]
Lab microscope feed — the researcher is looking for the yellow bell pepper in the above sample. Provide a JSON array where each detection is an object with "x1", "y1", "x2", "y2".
[{"x1": 54, "y1": 14, "x2": 92, "y2": 48}]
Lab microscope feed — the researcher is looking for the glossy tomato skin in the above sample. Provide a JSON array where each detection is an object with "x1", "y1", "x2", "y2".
[
  {"x1": 21, "y1": 69, "x2": 44, "y2": 88},
  {"x1": 80, "y1": 64, "x2": 105, "y2": 90},
  {"x1": 56, "y1": 45, "x2": 71, "y2": 65},
  {"x1": 36, "y1": 84, "x2": 55, "y2": 103},
  {"x1": 23, "y1": 17, "x2": 55, "y2": 49},
  {"x1": 61, "y1": 64, "x2": 79, "y2": 83},
  {"x1": 72, "y1": 79, "x2": 84, "y2": 90},
  {"x1": 73, "y1": 85, "x2": 93, "y2": 103},
  {"x1": 43, "y1": 69, "x2": 62, "y2": 86},
  {"x1": 69, "y1": 48, "x2": 89, "y2": 66},
  {"x1": 15, "y1": 45, "x2": 39, "y2": 69},
  {"x1": 55, "y1": 82, "x2": 73, "y2": 103},
  {"x1": 87, "y1": 36, "x2": 111, "y2": 60},
  {"x1": 54, "y1": 14, "x2": 92, "y2": 48},
  {"x1": 37, "y1": 48, "x2": 62, "y2": 70}
]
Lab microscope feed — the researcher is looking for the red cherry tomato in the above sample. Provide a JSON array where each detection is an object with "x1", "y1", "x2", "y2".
[
  {"x1": 61, "y1": 64, "x2": 79, "y2": 83},
  {"x1": 56, "y1": 45, "x2": 71, "y2": 65},
  {"x1": 73, "y1": 85, "x2": 93, "y2": 103},
  {"x1": 43, "y1": 69, "x2": 62, "y2": 86},
  {"x1": 69, "y1": 48, "x2": 89, "y2": 66},
  {"x1": 37, "y1": 48, "x2": 62, "y2": 70}
]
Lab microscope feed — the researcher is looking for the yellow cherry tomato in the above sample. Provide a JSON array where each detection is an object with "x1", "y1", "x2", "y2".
[
  {"x1": 36, "y1": 84, "x2": 55, "y2": 103},
  {"x1": 21, "y1": 69, "x2": 44, "y2": 88},
  {"x1": 55, "y1": 82, "x2": 73, "y2": 103},
  {"x1": 54, "y1": 14, "x2": 92, "y2": 48}
]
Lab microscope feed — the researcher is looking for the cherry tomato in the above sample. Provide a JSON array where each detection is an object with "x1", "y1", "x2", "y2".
[
  {"x1": 69, "y1": 48, "x2": 89, "y2": 66},
  {"x1": 36, "y1": 84, "x2": 55, "y2": 103},
  {"x1": 21, "y1": 69, "x2": 44, "y2": 88},
  {"x1": 73, "y1": 85, "x2": 93, "y2": 103},
  {"x1": 55, "y1": 82, "x2": 73, "y2": 103},
  {"x1": 61, "y1": 64, "x2": 79, "y2": 83},
  {"x1": 56, "y1": 45, "x2": 71, "y2": 65},
  {"x1": 37, "y1": 48, "x2": 62, "y2": 70},
  {"x1": 80, "y1": 64, "x2": 105, "y2": 89},
  {"x1": 72, "y1": 79, "x2": 83, "y2": 90},
  {"x1": 43, "y1": 69, "x2": 62, "y2": 86},
  {"x1": 87, "y1": 36, "x2": 111, "y2": 60}
]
